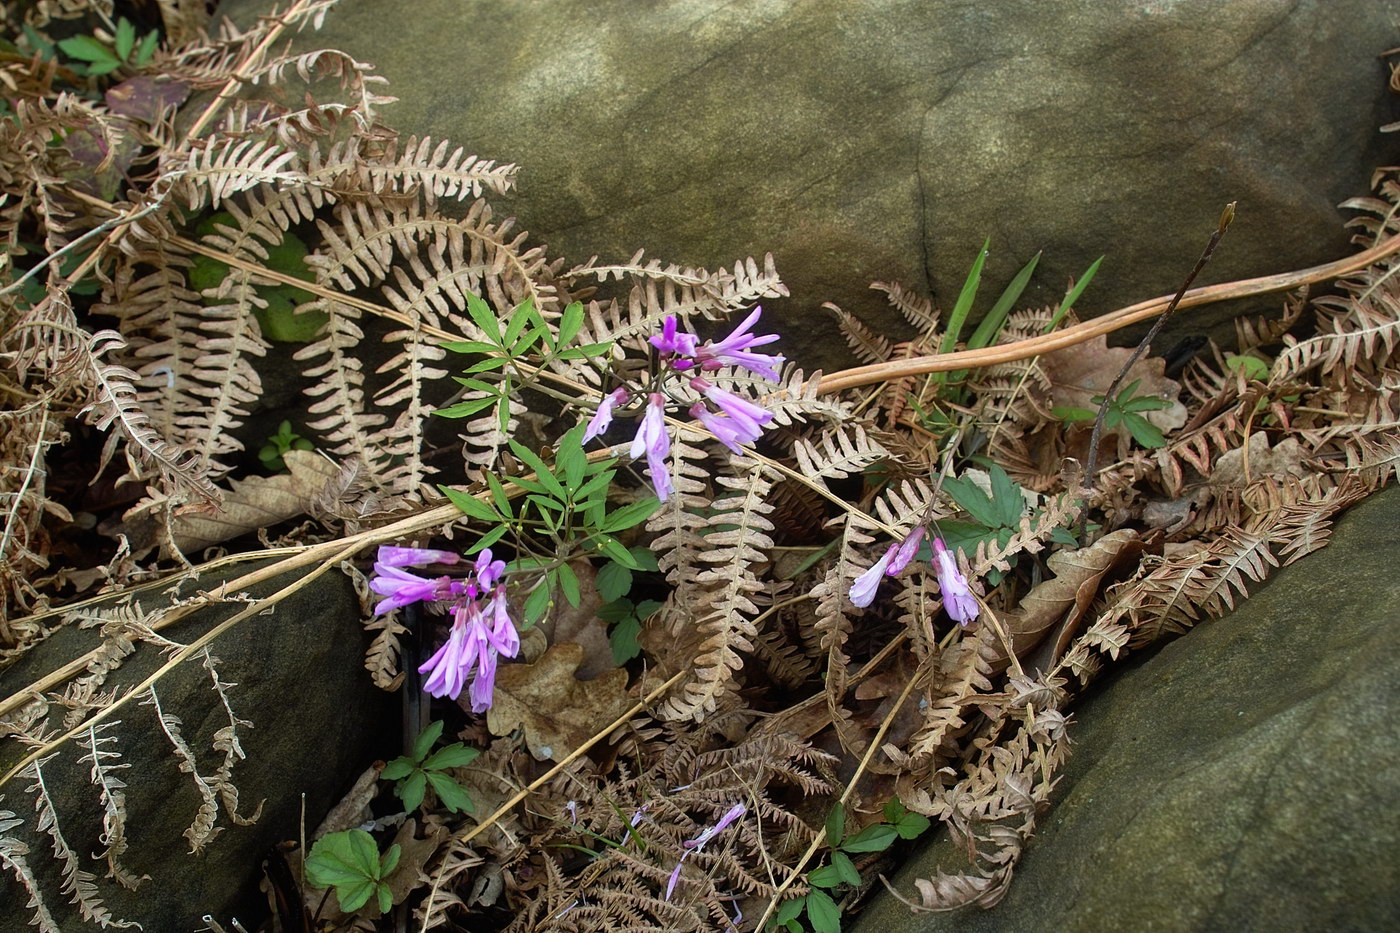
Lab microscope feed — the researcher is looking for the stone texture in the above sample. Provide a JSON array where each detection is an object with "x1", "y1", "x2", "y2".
[
  {"x1": 221, "y1": 0, "x2": 1400, "y2": 371},
  {"x1": 0, "y1": 558, "x2": 396, "y2": 932},
  {"x1": 852, "y1": 484, "x2": 1400, "y2": 933}
]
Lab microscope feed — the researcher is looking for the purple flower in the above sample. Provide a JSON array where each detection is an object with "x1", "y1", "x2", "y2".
[
  {"x1": 691, "y1": 378, "x2": 773, "y2": 436},
  {"x1": 933, "y1": 538, "x2": 980, "y2": 625},
  {"x1": 419, "y1": 604, "x2": 480, "y2": 701},
  {"x1": 486, "y1": 585, "x2": 520, "y2": 657},
  {"x1": 630, "y1": 393, "x2": 672, "y2": 502},
  {"x1": 375, "y1": 545, "x2": 460, "y2": 568},
  {"x1": 370, "y1": 565, "x2": 447, "y2": 615},
  {"x1": 689, "y1": 402, "x2": 763, "y2": 455},
  {"x1": 888, "y1": 525, "x2": 926, "y2": 576},
  {"x1": 665, "y1": 803, "x2": 746, "y2": 900},
  {"x1": 695, "y1": 307, "x2": 784, "y2": 380},
  {"x1": 649, "y1": 314, "x2": 699, "y2": 359},
  {"x1": 849, "y1": 545, "x2": 896, "y2": 608},
  {"x1": 583, "y1": 387, "x2": 629, "y2": 442},
  {"x1": 474, "y1": 548, "x2": 506, "y2": 590}
]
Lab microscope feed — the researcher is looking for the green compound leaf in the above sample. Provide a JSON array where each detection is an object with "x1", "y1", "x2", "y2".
[{"x1": 806, "y1": 889, "x2": 842, "y2": 933}]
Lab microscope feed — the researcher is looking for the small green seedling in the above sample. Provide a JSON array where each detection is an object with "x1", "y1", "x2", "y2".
[
  {"x1": 57, "y1": 18, "x2": 159, "y2": 76},
  {"x1": 382, "y1": 720, "x2": 477, "y2": 814},
  {"x1": 770, "y1": 800, "x2": 930, "y2": 932},
  {"x1": 1054, "y1": 379, "x2": 1173, "y2": 449},
  {"x1": 304, "y1": 829, "x2": 400, "y2": 914},
  {"x1": 258, "y1": 421, "x2": 314, "y2": 471}
]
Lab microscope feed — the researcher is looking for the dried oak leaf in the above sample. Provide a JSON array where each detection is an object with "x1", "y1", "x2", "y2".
[
  {"x1": 1040, "y1": 334, "x2": 1187, "y2": 433},
  {"x1": 995, "y1": 529, "x2": 1142, "y2": 669},
  {"x1": 171, "y1": 449, "x2": 339, "y2": 552},
  {"x1": 1209, "y1": 433, "x2": 1307, "y2": 486},
  {"x1": 487, "y1": 643, "x2": 632, "y2": 762}
]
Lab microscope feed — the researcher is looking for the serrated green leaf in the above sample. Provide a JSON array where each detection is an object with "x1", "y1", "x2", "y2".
[
  {"x1": 894, "y1": 811, "x2": 931, "y2": 839},
  {"x1": 337, "y1": 878, "x2": 376, "y2": 912},
  {"x1": 465, "y1": 291, "x2": 503, "y2": 343},
  {"x1": 85, "y1": 57, "x2": 122, "y2": 76},
  {"x1": 438, "y1": 485, "x2": 498, "y2": 522},
  {"x1": 882, "y1": 798, "x2": 906, "y2": 823},
  {"x1": 114, "y1": 19, "x2": 136, "y2": 63},
  {"x1": 808, "y1": 864, "x2": 843, "y2": 888},
  {"x1": 806, "y1": 889, "x2": 841, "y2": 933},
  {"x1": 556, "y1": 562, "x2": 581, "y2": 608},
  {"x1": 831, "y1": 851, "x2": 861, "y2": 886},
  {"x1": 398, "y1": 771, "x2": 426, "y2": 812},
  {"x1": 426, "y1": 770, "x2": 475, "y2": 814},
  {"x1": 423, "y1": 744, "x2": 478, "y2": 770},
  {"x1": 596, "y1": 561, "x2": 633, "y2": 602},
  {"x1": 1124, "y1": 412, "x2": 1166, "y2": 448},
  {"x1": 381, "y1": 757, "x2": 414, "y2": 780},
  {"x1": 988, "y1": 464, "x2": 1025, "y2": 529},
  {"x1": 412, "y1": 721, "x2": 444, "y2": 761},
  {"x1": 599, "y1": 497, "x2": 660, "y2": 533},
  {"x1": 840, "y1": 823, "x2": 897, "y2": 853},
  {"x1": 941, "y1": 475, "x2": 1001, "y2": 529},
  {"x1": 557, "y1": 301, "x2": 585, "y2": 347},
  {"x1": 134, "y1": 29, "x2": 159, "y2": 65},
  {"x1": 58, "y1": 35, "x2": 118, "y2": 64},
  {"x1": 773, "y1": 897, "x2": 805, "y2": 925},
  {"x1": 609, "y1": 615, "x2": 641, "y2": 664}
]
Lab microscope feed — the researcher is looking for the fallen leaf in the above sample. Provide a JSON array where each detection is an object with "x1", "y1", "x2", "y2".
[
  {"x1": 1041, "y1": 334, "x2": 1187, "y2": 433},
  {"x1": 487, "y1": 643, "x2": 632, "y2": 762},
  {"x1": 383, "y1": 818, "x2": 452, "y2": 905},
  {"x1": 992, "y1": 529, "x2": 1142, "y2": 669},
  {"x1": 1209, "y1": 433, "x2": 1307, "y2": 486},
  {"x1": 540, "y1": 560, "x2": 616, "y2": 679},
  {"x1": 171, "y1": 449, "x2": 339, "y2": 552}
]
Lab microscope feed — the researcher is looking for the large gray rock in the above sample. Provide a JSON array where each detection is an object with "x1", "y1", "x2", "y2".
[
  {"x1": 0, "y1": 558, "x2": 396, "y2": 932},
  {"x1": 221, "y1": 0, "x2": 1400, "y2": 370},
  {"x1": 853, "y1": 484, "x2": 1400, "y2": 933}
]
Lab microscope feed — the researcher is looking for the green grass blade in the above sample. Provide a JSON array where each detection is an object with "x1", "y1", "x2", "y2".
[
  {"x1": 939, "y1": 238, "x2": 989, "y2": 355},
  {"x1": 1044, "y1": 256, "x2": 1103, "y2": 333},
  {"x1": 968, "y1": 251, "x2": 1040, "y2": 350}
]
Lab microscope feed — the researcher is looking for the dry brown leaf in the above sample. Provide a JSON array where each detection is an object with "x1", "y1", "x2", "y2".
[
  {"x1": 487, "y1": 643, "x2": 632, "y2": 762},
  {"x1": 995, "y1": 529, "x2": 1142, "y2": 668},
  {"x1": 1041, "y1": 334, "x2": 1187, "y2": 433},
  {"x1": 539, "y1": 560, "x2": 616, "y2": 679},
  {"x1": 1210, "y1": 433, "x2": 1308, "y2": 486},
  {"x1": 171, "y1": 449, "x2": 339, "y2": 552},
  {"x1": 383, "y1": 818, "x2": 450, "y2": 904}
]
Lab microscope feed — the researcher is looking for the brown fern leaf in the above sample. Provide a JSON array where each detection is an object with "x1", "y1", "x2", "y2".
[
  {"x1": 824, "y1": 300, "x2": 893, "y2": 364},
  {"x1": 871, "y1": 280, "x2": 938, "y2": 333}
]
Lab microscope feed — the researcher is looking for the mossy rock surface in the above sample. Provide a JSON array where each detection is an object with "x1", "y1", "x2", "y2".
[
  {"x1": 222, "y1": 0, "x2": 1400, "y2": 370},
  {"x1": 852, "y1": 484, "x2": 1400, "y2": 933}
]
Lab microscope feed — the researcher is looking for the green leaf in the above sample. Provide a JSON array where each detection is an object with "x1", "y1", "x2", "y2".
[
  {"x1": 556, "y1": 562, "x2": 581, "y2": 608},
  {"x1": 557, "y1": 301, "x2": 585, "y2": 347},
  {"x1": 398, "y1": 770, "x2": 426, "y2": 812},
  {"x1": 806, "y1": 889, "x2": 842, "y2": 933},
  {"x1": 882, "y1": 798, "x2": 907, "y2": 823},
  {"x1": 773, "y1": 897, "x2": 806, "y2": 926},
  {"x1": 381, "y1": 758, "x2": 414, "y2": 781},
  {"x1": 434, "y1": 396, "x2": 499, "y2": 419},
  {"x1": 609, "y1": 615, "x2": 641, "y2": 664},
  {"x1": 58, "y1": 35, "x2": 119, "y2": 64},
  {"x1": 599, "y1": 497, "x2": 661, "y2": 533},
  {"x1": 502, "y1": 297, "x2": 536, "y2": 350},
  {"x1": 425, "y1": 770, "x2": 475, "y2": 814},
  {"x1": 412, "y1": 721, "x2": 444, "y2": 761},
  {"x1": 628, "y1": 547, "x2": 660, "y2": 572},
  {"x1": 380, "y1": 843, "x2": 401, "y2": 877},
  {"x1": 423, "y1": 744, "x2": 478, "y2": 770},
  {"x1": 465, "y1": 524, "x2": 508, "y2": 554},
  {"x1": 523, "y1": 582, "x2": 552, "y2": 626},
  {"x1": 893, "y1": 811, "x2": 931, "y2": 839},
  {"x1": 554, "y1": 341, "x2": 614, "y2": 360},
  {"x1": 85, "y1": 58, "x2": 123, "y2": 76},
  {"x1": 459, "y1": 356, "x2": 510, "y2": 375},
  {"x1": 508, "y1": 440, "x2": 567, "y2": 499},
  {"x1": 940, "y1": 238, "x2": 988, "y2": 354},
  {"x1": 594, "y1": 535, "x2": 639, "y2": 569},
  {"x1": 968, "y1": 250, "x2": 1039, "y2": 350},
  {"x1": 376, "y1": 882, "x2": 393, "y2": 915},
  {"x1": 114, "y1": 19, "x2": 136, "y2": 63},
  {"x1": 555, "y1": 425, "x2": 587, "y2": 491},
  {"x1": 840, "y1": 823, "x2": 897, "y2": 853},
  {"x1": 1123, "y1": 413, "x2": 1166, "y2": 449},
  {"x1": 441, "y1": 339, "x2": 501, "y2": 354},
  {"x1": 486, "y1": 472, "x2": 513, "y2": 515},
  {"x1": 134, "y1": 29, "x2": 160, "y2": 65},
  {"x1": 465, "y1": 291, "x2": 503, "y2": 343},
  {"x1": 1225, "y1": 353, "x2": 1270, "y2": 381},
  {"x1": 830, "y1": 851, "x2": 861, "y2": 886},
  {"x1": 337, "y1": 879, "x2": 376, "y2": 913},
  {"x1": 1121, "y1": 393, "x2": 1172, "y2": 412},
  {"x1": 824, "y1": 802, "x2": 846, "y2": 848},
  {"x1": 808, "y1": 864, "x2": 843, "y2": 888},
  {"x1": 987, "y1": 464, "x2": 1025, "y2": 529},
  {"x1": 306, "y1": 830, "x2": 385, "y2": 903},
  {"x1": 941, "y1": 475, "x2": 1001, "y2": 529},
  {"x1": 596, "y1": 561, "x2": 633, "y2": 602},
  {"x1": 438, "y1": 485, "x2": 499, "y2": 522},
  {"x1": 1045, "y1": 255, "x2": 1103, "y2": 333},
  {"x1": 22, "y1": 25, "x2": 55, "y2": 60},
  {"x1": 1052, "y1": 406, "x2": 1097, "y2": 422}
]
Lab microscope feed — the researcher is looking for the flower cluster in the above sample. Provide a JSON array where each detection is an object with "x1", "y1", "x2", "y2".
[
  {"x1": 582, "y1": 307, "x2": 784, "y2": 501},
  {"x1": 849, "y1": 526, "x2": 980, "y2": 625},
  {"x1": 369, "y1": 546, "x2": 520, "y2": 712},
  {"x1": 665, "y1": 803, "x2": 746, "y2": 900}
]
